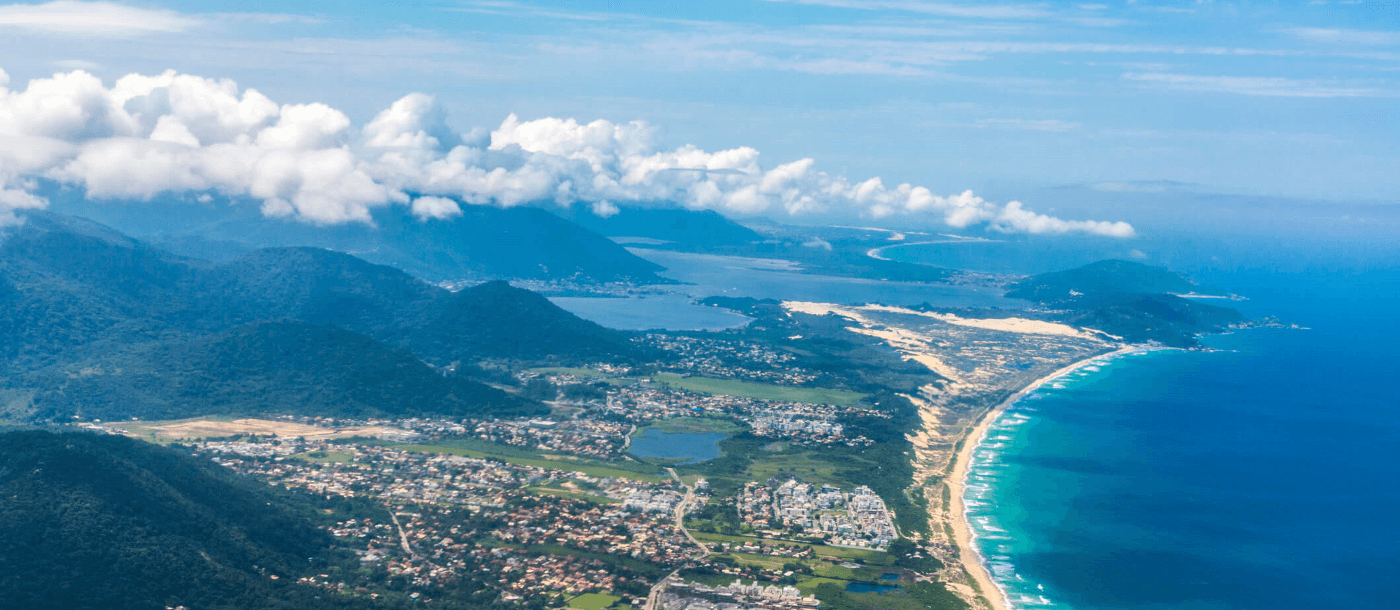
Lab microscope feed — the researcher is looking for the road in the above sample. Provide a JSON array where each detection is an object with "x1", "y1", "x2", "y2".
[
  {"x1": 666, "y1": 468, "x2": 709, "y2": 558},
  {"x1": 388, "y1": 510, "x2": 419, "y2": 559}
]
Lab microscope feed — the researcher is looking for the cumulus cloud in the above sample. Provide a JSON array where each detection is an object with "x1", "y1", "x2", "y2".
[{"x1": 0, "y1": 66, "x2": 1135, "y2": 237}]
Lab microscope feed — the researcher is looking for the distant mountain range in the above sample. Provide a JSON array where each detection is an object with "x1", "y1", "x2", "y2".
[
  {"x1": 46, "y1": 192, "x2": 668, "y2": 284},
  {"x1": 0, "y1": 211, "x2": 647, "y2": 423},
  {"x1": 560, "y1": 206, "x2": 765, "y2": 248},
  {"x1": 0, "y1": 430, "x2": 388, "y2": 610}
]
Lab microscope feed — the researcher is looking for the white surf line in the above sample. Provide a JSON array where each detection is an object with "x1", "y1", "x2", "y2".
[
  {"x1": 955, "y1": 345, "x2": 1165, "y2": 610},
  {"x1": 866, "y1": 238, "x2": 1004, "y2": 261}
]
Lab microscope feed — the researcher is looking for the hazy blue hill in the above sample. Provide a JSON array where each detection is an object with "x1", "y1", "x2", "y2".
[
  {"x1": 1005, "y1": 259, "x2": 1195, "y2": 302},
  {"x1": 0, "y1": 430, "x2": 366, "y2": 610},
  {"x1": 32, "y1": 321, "x2": 543, "y2": 422},
  {"x1": 218, "y1": 247, "x2": 648, "y2": 362},
  {"x1": 561, "y1": 206, "x2": 763, "y2": 247},
  {"x1": 48, "y1": 191, "x2": 668, "y2": 283},
  {"x1": 1005, "y1": 260, "x2": 1243, "y2": 346},
  {"x1": 0, "y1": 212, "x2": 245, "y2": 370},
  {"x1": 415, "y1": 280, "x2": 652, "y2": 362},
  {"x1": 222, "y1": 246, "x2": 443, "y2": 332}
]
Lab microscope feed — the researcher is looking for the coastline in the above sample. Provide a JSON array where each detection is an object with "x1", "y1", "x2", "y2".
[{"x1": 947, "y1": 345, "x2": 1149, "y2": 610}]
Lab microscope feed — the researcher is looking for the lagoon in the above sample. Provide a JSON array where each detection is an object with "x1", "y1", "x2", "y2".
[{"x1": 629, "y1": 430, "x2": 727, "y2": 464}]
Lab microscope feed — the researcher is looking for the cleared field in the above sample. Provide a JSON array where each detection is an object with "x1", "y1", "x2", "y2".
[
  {"x1": 744, "y1": 451, "x2": 841, "y2": 484},
  {"x1": 568, "y1": 593, "x2": 620, "y2": 610},
  {"x1": 650, "y1": 374, "x2": 866, "y2": 406},
  {"x1": 109, "y1": 416, "x2": 410, "y2": 443},
  {"x1": 395, "y1": 443, "x2": 667, "y2": 483}
]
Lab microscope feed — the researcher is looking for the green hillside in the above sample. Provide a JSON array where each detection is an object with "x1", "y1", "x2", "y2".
[{"x1": 0, "y1": 431, "x2": 363, "y2": 610}]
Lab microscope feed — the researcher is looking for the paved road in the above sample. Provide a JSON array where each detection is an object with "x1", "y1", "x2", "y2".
[{"x1": 666, "y1": 468, "x2": 709, "y2": 558}]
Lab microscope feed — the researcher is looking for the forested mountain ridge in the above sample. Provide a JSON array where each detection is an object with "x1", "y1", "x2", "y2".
[
  {"x1": 0, "y1": 211, "x2": 641, "y2": 423},
  {"x1": 0, "y1": 430, "x2": 365, "y2": 610}
]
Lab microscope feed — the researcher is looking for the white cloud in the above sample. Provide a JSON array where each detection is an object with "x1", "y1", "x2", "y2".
[
  {"x1": 0, "y1": 1, "x2": 199, "y2": 36},
  {"x1": 757, "y1": 0, "x2": 1052, "y2": 20},
  {"x1": 0, "y1": 66, "x2": 1136, "y2": 237},
  {"x1": 1283, "y1": 27, "x2": 1400, "y2": 46},
  {"x1": 1125, "y1": 71, "x2": 1391, "y2": 97},
  {"x1": 974, "y1": 118, "x2": 1081, "y2": 131},
  {"x1": 411, "y1": 195, "x2": 463, "y2": 221}
]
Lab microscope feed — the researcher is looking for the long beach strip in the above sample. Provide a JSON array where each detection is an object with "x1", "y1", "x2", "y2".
[{"x1": 948, "y1": 346, "x2": 1148, "y2": 610}]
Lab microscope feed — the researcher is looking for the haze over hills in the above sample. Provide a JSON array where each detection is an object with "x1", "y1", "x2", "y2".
[
  {"x1": 0, "y1": 211, "x2": 643, "y2": 423},
  {"x1": 560, "y1": 206, "x2": 765, "y2": 248},
  {"x1": 45, "y1": 191, "x2": 669, "y2": 284}
]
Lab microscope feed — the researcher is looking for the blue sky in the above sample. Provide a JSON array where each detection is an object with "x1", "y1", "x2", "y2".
[{"x1": 0, "y1": 0, "x2": 1396, "y2": 230}]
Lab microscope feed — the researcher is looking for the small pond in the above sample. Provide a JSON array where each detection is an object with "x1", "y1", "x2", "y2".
[
  {"x1": 629, "y1": 430, "x2": 728, "y2": 464},
  {"x1": 879, "y1": 573, "x2": 901, "y2": 581},
  {"x1": 846, "y1": 583, "x2": 902, "y2": 594}
]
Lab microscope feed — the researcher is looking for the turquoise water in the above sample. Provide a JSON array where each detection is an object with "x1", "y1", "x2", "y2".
[
  {"x1": 965, "y1": 270, "x2": 1400, "y2": 610},
  {"x1": 628, "y1": 430, "x2": 728, "y2": 464}
]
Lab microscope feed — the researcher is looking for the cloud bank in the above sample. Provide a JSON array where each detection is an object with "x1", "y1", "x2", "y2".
[{"x1": 0, "y1": 67, "x2": 1135, "y2": 237}]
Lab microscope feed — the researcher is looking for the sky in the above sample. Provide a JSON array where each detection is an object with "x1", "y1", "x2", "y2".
[{"x1": 0, "y1": 0, "x2": 1396, "y2": 234}]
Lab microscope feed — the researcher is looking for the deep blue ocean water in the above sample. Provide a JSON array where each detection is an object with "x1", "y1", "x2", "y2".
[{"x1": 965, "y1": 269, "x2": 1400, "y2": 610}]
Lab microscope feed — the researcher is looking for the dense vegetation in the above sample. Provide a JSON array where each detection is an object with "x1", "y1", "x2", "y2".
[
  {"x1": 0, "y1": 431, "x2": 355, "y2": 610},
  {"x1": 35, "y1": 321, "x2": 542, "y2": 422},
  {"x1": 1005, "y1": 260, "x2": 1245, "y2": 347},
  {"x1": 0, "y1": 211, "x2": 643, "y2": 423}
]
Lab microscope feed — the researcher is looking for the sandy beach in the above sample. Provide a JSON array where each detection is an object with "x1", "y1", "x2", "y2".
[{"x1": 947, "y1": 346, "x2": 1147, "y2": 610}]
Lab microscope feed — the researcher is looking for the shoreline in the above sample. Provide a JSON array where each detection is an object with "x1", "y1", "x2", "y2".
[{"x1": 947, "y1": 345, "x2": 1150, "y2": 610}]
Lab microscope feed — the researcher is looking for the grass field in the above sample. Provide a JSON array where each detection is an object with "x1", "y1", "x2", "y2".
[
  {"x1": 568, "y1": 593, "x2": 620, "y2": 610},
  {"x1": 394, "y1": 443, "x2": 668, "y2": 483},
  {"x1": 650, "y1": 374, "x2": 867, "y2": 407},
  {"x1": 292, "y1": 450, "x2": 354, "y2": 464},
  {"x1": 689, "y1": 532, "x2": 889, "y2": 563},
  {"x1": 636, "y1": 416, "x2": 744, "y2": 435},
  {"x1": 531, "y1": 367, "x2": 630, "y2": 385},
  {"x1": 529, "y1": 487, "x2": 620, "y2": 504}
]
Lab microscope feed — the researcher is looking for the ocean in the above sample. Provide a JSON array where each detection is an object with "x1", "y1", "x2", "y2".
[{"x1": 964, "y1": 268, "x2": 1400, "y2": 610}]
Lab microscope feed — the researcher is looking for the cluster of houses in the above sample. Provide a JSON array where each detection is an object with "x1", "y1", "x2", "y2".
[
  {"x1": 738, "y1": 480, "x2": 898, "y2": 550},
  {"x1": 623, "y1": 489, "x2": 685, "y2": 514},
  {"x1": 468, "y1": 417, "x2": 629, "y2": 458},
  {"x1": 662, "y1": 578, "x2": 821, "y2": 610}
]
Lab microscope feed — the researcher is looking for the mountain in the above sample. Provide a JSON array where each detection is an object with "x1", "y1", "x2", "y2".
[
  {"x1": 415, "y1": 280, "x2": 645, "y2": 362},
  {"x1": 1, "y1": 211, "x2": 643, "y2": 423},
  {"x1": 47, "y1": 191, "x2": 668, "y2": 283},
  {"x1": 0, "y1": 430, "x2": 370, "y2": 610},
  {"x1": 560, "y1": 206, "x2": 763, "y2": 247},
  {"x1": 31, "y1": 321, "x2": 543, "y2": 423},
  {"x1": 1005, "y1": 259, "x2": 1195, "y2": 302},
  {"x1": 1006, "y1": 260, "x2": 1244, "y2": 347}
]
